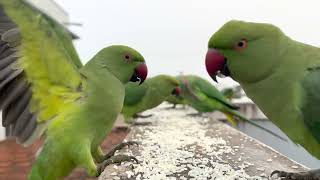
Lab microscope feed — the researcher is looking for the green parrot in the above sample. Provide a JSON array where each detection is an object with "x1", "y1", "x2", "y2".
[
  {"x1": 205, "y1": 20, "x2": 320, "y2": 179},
  {"x1": 121, "y1": 74, "x2": 181, "y2": 124},
  {"x1": 0, "y1": 0, "x2": 148, "y2": 179},
  {"x1": 166, "y1": 78, "x2": 235, "y2": 108},
  {"x1": 178, "y1": 74, "x2": 286, "y2": 140}
]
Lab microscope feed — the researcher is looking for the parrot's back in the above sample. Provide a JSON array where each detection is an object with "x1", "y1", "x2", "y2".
[{"x1": 179, "y1": 75, "x2": 237, "y2": 112}]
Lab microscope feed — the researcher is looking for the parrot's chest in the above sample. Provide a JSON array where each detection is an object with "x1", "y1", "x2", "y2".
[
  {"x1": 85, "y1": 80, "x2": 125, "y2": 147},
  {"x1": 89, "y1": 85, "x2": 124, "y2": 117},
  {"x1": 244, "y1": 79, "x2": 300, "y2": 124},
  {"x1": 242, "y1": 77, "x2": 320, "y2": 149}
]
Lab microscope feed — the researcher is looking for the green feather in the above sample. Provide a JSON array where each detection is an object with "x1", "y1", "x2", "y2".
[
  {"x1": 208, "y1": 20, "x2": 320, "y2": 158},
  {"x1": 0, "y1": 1, "x2": 147, "y2": 179},
  {"x1": 178, "y1": 75, "x2": 285, "y2": 140},
  {"x1": 124, "y1": 82, "x2": 148, "y2": 106}
]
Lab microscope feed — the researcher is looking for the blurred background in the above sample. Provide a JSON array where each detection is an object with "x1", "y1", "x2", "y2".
[{"x1": 1, "y1": 0, "x2": 320, "y2": 179}]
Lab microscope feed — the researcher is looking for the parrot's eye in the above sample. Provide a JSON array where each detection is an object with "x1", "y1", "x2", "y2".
[
  {"x1": 234, "y1": 39, "x2": 248, "y2": 51},
  {"x1": 124, "y1": 54, "x2": 132, "y2": 62}
]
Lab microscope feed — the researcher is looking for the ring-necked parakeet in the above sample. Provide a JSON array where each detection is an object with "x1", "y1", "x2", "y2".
[
  {"x1": 166, "y1": 77, "x2": 235, "y2": 108},
  {"x1": 178, "y1": 74, "x2": 285, "y2": 140},
  {"x1": 121, "y1": 74, "x2": 180, "y2": 124},
  {"x1": 0, "y1": 1, "x2": 148, "y2": 179},
  {"x1": 205, "y1": 20, "x2": 320, "y2": 179},
  {"x1": 177, "y1": 75, "x2": 246, "y2": 124}
]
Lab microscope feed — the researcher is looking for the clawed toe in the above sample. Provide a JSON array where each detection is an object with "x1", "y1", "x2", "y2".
[
  {"x1": 132, "y1": 121, "x2": 152, "y2": 126},
  {"x1": 103, "y1": 141, "x2": 140, "y2": 160},
  {"x1": 97, "y1": 155, "x2": 139, "y2": 176},
  {"x1": 122, "y1": 141, "x2": 140, "y2": 147}
]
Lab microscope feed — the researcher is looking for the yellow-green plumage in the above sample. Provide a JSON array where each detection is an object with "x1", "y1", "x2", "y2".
[
  {"x1": 2, "y1": 0, "x2": 82, "y2": 125},
  {"x1": 0, "y1": 1, "x2": 147, "y2": 179}
]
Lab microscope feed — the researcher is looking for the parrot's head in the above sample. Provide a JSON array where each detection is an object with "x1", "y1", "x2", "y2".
[
  {"x1": 171, "y1": 86, "x2": 182, "y2": 96},
  {"x1": 205, "y1": 20, "x2": 286, "y2": 84},
  {"x1": 89, "y1": 45, "x2": 148, "y2": 85}
]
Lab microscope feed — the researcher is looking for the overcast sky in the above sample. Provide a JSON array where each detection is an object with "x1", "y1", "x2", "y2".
[{"x1": 55, "y1": 0, "x2": 320, "y2": 88}]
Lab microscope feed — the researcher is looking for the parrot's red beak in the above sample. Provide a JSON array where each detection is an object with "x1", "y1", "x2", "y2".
[
  {"x1": 205, "y1": 49, "x2": 229, "y2": 82},
  {"x1": 130, "y1": 63, "x2": 148, "y2": 85},
  {"x1": 172, "y1": 86, "x2": 181, "y2": 96}
]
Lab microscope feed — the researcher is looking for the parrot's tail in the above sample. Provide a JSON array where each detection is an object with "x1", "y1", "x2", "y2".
[
  {"x1": 223, "y1": 112, "x2": 238, "y2": 127},
  {"x1": 224, "y1": 109, "x2": 288, "y2": 142}
]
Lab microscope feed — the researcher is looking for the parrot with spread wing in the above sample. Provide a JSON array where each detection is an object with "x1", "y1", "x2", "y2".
[
  {"x1": 0, "y1": 0, "x2": 148, "y2": 179},
  {"x1": 121, "y1": 75, "x2": 180, "y2": 124},
  {"x1": 205, "y1": 20, "x2": 320, "y2": 179}
]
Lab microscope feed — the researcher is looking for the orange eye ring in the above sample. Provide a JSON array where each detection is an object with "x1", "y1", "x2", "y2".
[{"x1": 234, "y1": 39, "x2": 248, "y2": 51}]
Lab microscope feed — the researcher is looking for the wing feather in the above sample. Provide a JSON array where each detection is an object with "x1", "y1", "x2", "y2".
[
  {"x1": 0, "y1": 0, "x2": 84, "y2": 144},
  {"x1": 301, "y1": 68, "x2": 320, "y2": 143}
]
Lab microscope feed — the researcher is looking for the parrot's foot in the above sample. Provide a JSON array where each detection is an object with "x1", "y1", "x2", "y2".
[
  {"x1": 187, "y1": 113, "x2": 203, "y2": 117},
  {"x1": 97, "y1": 155, "x2": 139, "y2": 176},
  {"x1": 271, "y1": 169, "x2": 320, "y2": 180},
  {"x1": 133, "y1": 114, "x2": 153, "y2": 118},
  {"x1": 103, "y1": 141, "x2": 140, "y2": 160},
  {"x1": 132, "y1": 121, "x2": 152, "y2": 126}
]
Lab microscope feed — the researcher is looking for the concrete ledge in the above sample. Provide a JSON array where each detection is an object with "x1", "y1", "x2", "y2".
[{"x1": 99, "y1": 105, "x2": 307, "y2": 180}]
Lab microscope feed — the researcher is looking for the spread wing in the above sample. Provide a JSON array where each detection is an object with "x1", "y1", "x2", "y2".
[{"x1": 0, "y1": 0, "x2": 83, "y2": 144}]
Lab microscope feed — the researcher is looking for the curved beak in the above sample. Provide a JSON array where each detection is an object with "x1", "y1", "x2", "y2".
[
  {"x1": 130, "y1": 63, "x2": 148, "y2": 85},
  {"x1": 171, "y1": 86, "x2": 182, "y2": 96},
  {"x1": 205, "y1": 49, "x2": 230, "y2": 82}
]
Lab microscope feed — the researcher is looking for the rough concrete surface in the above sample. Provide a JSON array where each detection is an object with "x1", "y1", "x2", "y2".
[{"x1": 99, "y1": 104, "x2": 307, "y2": 180}]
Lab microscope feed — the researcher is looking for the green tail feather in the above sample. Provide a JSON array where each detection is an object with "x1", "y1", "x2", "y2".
[{"x1": 227, "y1": 109, "x2": 288, "y2": 142}]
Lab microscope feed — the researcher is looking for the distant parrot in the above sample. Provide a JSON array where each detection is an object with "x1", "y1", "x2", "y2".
[
  {"x1": 166, "y1": 77, "x2": 235, "y2": 108},
  {"x1": 177, "y1": 75, "x2": 247, "y2": 124},
  {"x1": 0, "y1": 0, "x2": 148, "y2": 179},
  {"x1": 205, "y1": 20, "x2": 320, "y2": 179},
  {"x1": 121, "y1": 75, "x2": 180, "y2": 124},
  {"x1": 178, "y1": 75, "x2": 285, "y2": 140}
]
